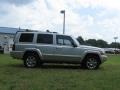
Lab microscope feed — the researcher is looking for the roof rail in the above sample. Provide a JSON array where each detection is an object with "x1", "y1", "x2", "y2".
[
  {"x1": 15, "y1": 29, "x2": 39, "y2": 35},
  {"x1": 15, "y1": 29, "x2": 57, "y2": 35},
  {"x1": 25, "y1": 29, "x2": 38, "y2": 32},
  {"x1": 16, "y1": 29, "x2": 38, "y2": 33},
  {"x1": 46, "y1": 30, "x2": 57, "y2": 33},
  {"x1": 53, "y1": 32, "x2": 57, "y2": 33}
]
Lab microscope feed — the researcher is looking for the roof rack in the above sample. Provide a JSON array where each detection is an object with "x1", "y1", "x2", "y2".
[
  {"x1": 15, "y1": 29, "x2": 39, "y2": 35},
  {"x1": 16, "y1": 29, "x2": 58, "y2": 35},
  {"x1": 46, "y1": 30, "x2": 57, "y2": 33},
  {"x1": 25, "y1": 29, "x2": 39, "y2": 32},
  {"x1": 16, "y1": 29, "x2": 38, "y2": 33},
  {"x1": 53, "y1": 32, "x2": 57, "y2": 33}
]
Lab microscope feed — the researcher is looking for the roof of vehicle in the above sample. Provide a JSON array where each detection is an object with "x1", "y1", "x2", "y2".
[{"x1": 17, "y1": 29, "x2": 69, "y2": 36}]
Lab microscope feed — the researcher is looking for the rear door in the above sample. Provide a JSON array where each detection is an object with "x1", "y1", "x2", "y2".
[
  {"x1": 35, "y1": 33, "x2": 56, "y2": 60},
  {"x1": 15, "y1": 33, "x2": 35, "y2": 51}
]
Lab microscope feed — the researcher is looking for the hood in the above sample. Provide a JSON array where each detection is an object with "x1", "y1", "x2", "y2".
[{"x1": 78, "y1": 45, "x2": 102, "y2": 51}]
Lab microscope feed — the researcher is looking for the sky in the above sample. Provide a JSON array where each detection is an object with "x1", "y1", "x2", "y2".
[{"x1": 0, "y1": 0, "x2": 120, "y2": 43}]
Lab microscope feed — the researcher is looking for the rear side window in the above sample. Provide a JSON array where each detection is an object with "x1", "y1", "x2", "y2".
[
  {"x1": 37, "y1": 34, "x2": 53, "y2": 44},
  {"x1": 19, "y1": 33, "x2": 34, "y2": 42}
]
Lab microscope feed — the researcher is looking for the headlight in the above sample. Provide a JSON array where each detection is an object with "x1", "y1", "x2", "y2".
[{"x1": 100, "y1": 50, "x2": 105, "y2": 55}]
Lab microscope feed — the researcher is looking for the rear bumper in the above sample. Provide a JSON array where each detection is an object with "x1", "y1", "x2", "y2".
[
  {"x1": 100, "y1": 55, "x2": 107, "y2": 63},
  {"x1": 0, "y1": 49, "x2": 4, "y2": 53},
  {"x1": 10, "y1": 51, "x2": 24, "y2": 59}
]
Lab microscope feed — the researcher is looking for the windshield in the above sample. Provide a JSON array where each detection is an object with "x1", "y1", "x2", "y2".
[{"x1": 71, "y1": 36, "x2": 80, "y2": 46}]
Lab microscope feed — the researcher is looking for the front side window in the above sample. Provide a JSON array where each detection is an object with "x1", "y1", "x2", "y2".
[
  {"x1": 56, "y1": 35, "x2": 73, "y2": 46},
  {"x1": 19, "y1": 33, "x2": 34, "y2": 42},
  {"x1": 37, "y1": 34, "x2": 53, "y2": 44},
  {"x1": 57, "y1": 38, "x2": 63, "y2": 45},
  {"x1": 64, "y1": 39, "x2": 72, "y2": 45}
]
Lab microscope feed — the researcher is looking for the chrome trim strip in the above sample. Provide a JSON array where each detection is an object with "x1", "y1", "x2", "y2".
[{"x1": 43, "y1": 54, "x2": 81, "y2": 58}]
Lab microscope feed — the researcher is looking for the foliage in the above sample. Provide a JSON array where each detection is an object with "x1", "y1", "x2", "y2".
[
  {"x1": 76, "y1": 36, "x2": 120, "y2": 48},
  {"x1": 86, "y1": 39, "x2": 97, "y2": 46},
  {"x1": 77, "y1": 36, "x2": 85, "y2": 45},
  {"x1": 109, "y1": 42, "x2": 120, "y2": 48}
]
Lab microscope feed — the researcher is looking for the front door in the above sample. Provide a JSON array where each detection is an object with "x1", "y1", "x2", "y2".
[{"x1": 54, "y1": 35, "x2": 81, "y2": 62}]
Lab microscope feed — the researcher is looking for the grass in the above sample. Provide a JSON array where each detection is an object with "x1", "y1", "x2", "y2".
[{"x1": 0, "y1": 54, "x2": 120, "y2": 90}]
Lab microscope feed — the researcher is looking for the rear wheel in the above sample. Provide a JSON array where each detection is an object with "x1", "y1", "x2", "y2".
[
  {"x1": 81, "y1": 55, "x2": 100, "y2": 70},
  {"x1": 24, "y1": 53, "x2": 39, "y2": 68}
]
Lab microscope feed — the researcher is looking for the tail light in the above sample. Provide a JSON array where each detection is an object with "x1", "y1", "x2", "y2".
[{"x1": 12, "y1": 44, "x2": 15, "y2": 51}]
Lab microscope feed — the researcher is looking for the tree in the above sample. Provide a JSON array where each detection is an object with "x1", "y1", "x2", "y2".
[
  {"x1": 77, "y1": 36, "x2": 120, "y2": 48},
  {"x1": 86, "y1": 39, "x2": 97, "y2": 46},
  {"x1": 77, "y1": 36, "x2": 85, "y2": 45},
  {"x1": 96, "y1": 39, "x2": 108, "y2": 48},
  {"x1": 109, "y1": 42, "x2": 120, "y2": 49}
]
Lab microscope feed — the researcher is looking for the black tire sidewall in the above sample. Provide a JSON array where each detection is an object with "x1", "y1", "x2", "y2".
[
  {"x1": 82, "y1": 55, "x2": 100, "y2": 70},
  {"x1": 24, "y1": 53, "x2": 38, "y2": 68}
]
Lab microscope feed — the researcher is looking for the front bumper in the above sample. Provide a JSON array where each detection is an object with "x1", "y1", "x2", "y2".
[{"x1": 100, "y1": 55, "x2": 107, "y2": 63}]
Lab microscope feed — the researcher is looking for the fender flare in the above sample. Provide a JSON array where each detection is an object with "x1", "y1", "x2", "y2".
[
  {"x1": 81, "y1": 50, "x2": 101, "y2": 62},
  {"x1": 23, "y1": 48, "x2": 43, "y2": 60}
]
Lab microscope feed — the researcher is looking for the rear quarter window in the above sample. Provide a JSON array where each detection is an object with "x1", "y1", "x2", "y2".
[{"x1": 19, "y1": 33, "x2": 34, "y2": 42}]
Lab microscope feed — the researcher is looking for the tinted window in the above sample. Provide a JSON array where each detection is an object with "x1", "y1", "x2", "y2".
[
  {"x1": 56, "y1": 35, "x2": 73, "y2": 46},
  {"x1": 57, "y1": 38, "x2": 63, "y2": 45},
  {"x1": 37, "y1": 34, "x2": 53, "y2": 44},
  {"x1": 19, "y1": 33, "x2": 34, "y2": 42},
  {"x1": 64, "y1": 39, "x2": 72, "y2": 45}
]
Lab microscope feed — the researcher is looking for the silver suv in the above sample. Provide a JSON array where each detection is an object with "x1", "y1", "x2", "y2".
[{"x1": 10, "y1": 30, "x2": 107, "y2": 70}]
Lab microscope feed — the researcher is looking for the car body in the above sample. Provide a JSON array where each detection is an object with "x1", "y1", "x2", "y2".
[
  {"x1": 10, "y1": 30, "x2": 107, "y2": 69},
  {"x1": 103, "y1": 48, "x2": 115, "y2": 54},
  {"x1": 0, "y1": 44, "x2": 4, "y2": 54},
  {"x1": 104, "y1": 48, "x2": 120, "y2": 54}
]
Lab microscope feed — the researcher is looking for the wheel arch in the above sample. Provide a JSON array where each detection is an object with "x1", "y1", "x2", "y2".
[
  {"x1": 82, "y1": 52, "x2": 101, "y2": 64},
  {"x1": 23, "y1": 48, "x2": 43, "y2": 60}
]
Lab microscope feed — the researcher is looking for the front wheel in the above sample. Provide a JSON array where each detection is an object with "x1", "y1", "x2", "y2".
[{"x1": 82, "y1": 55, "x2": 100, "y2": 70}]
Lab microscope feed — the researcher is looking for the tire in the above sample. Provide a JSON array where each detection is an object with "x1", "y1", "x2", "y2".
[
  {"x1": 23, "y1": 53, "x2": 39, "y2": 68},
  {"x1": 81, "y1": 55, "x2": 100, "y2": 70}
]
